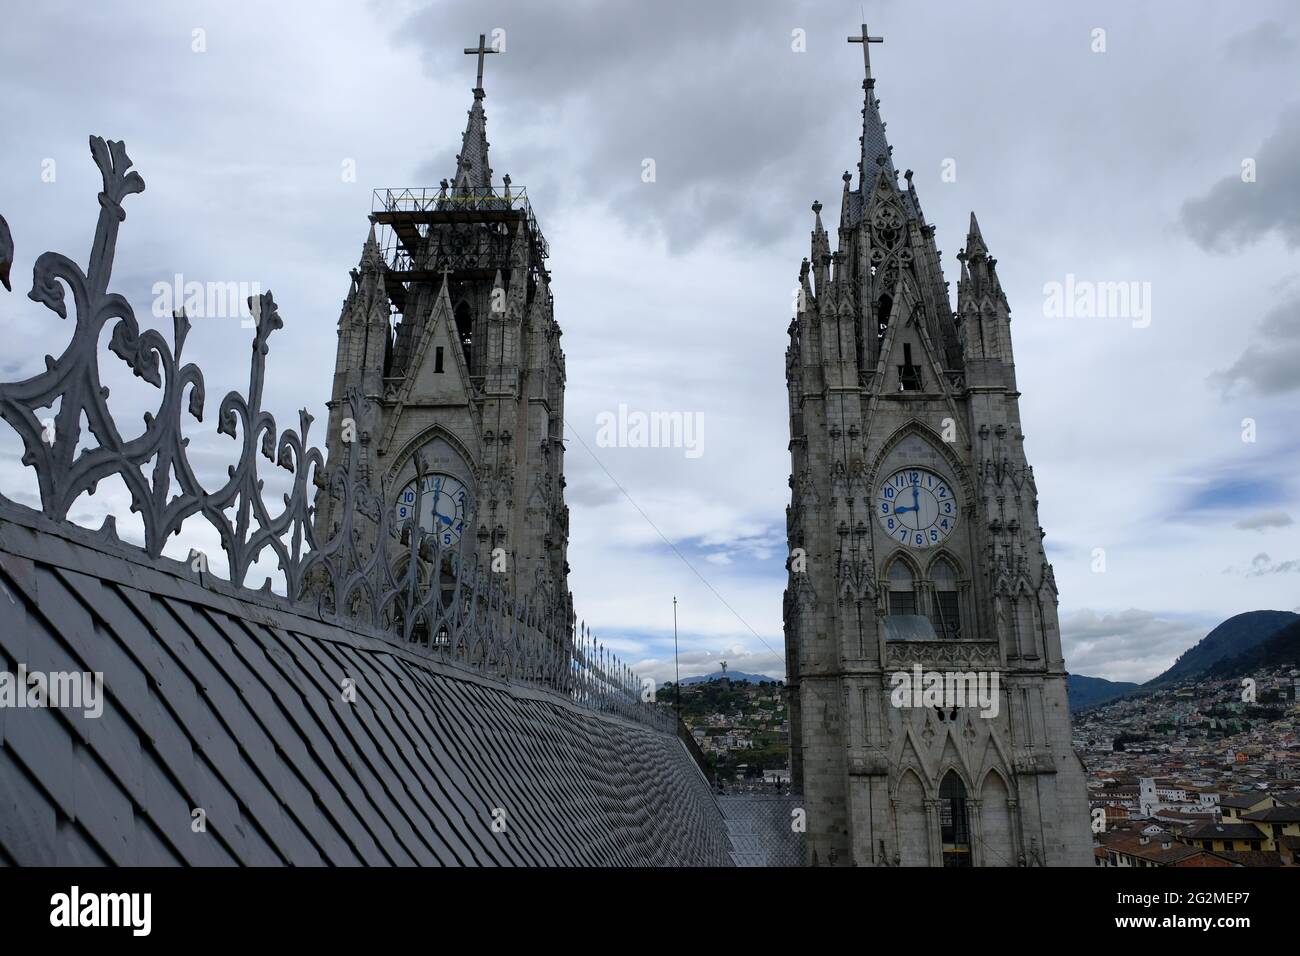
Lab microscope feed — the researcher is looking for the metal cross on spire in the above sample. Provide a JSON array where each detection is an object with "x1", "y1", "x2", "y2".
[
  {"x1": 847, "y1": 24, "x2": 884, "y2": 81},
  {"x1": 464, "y1": 33, "x2": 498, "y2": 92}
]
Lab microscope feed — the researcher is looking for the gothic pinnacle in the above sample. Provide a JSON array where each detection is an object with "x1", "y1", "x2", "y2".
[
  {"x1": 810, "y1": 201, "x2": 830, "y2": 286},
  {"x1": 358, "y1": 222, "x2": 383, "y2": 274},
  {"x1": 965, "y1": 211, "x2": 989, "y2": 258}
]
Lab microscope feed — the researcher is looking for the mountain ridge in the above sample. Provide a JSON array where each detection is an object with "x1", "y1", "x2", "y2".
[
  {"x1": 1146, "y1": 610, "x2": 1298, "y2": 686},
  {"x1": 676, "y1": 670, "x2": 780, "y2": 685},
  {"x1": 1069, "y1": 609, "x2": 1299, "y2": 712},
  {"x1": 1066, "y1": 673, "x2": 1139, "y2": 711}
]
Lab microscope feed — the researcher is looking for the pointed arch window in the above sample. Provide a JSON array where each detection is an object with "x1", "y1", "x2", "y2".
[
  {"x1": 887, "y1": 560, "x2": 916, "y2": 616},
  {"x1": 876, "y1": 293, "x2": 893, "y2": 341},
  {"x1": 454, "y1": 300, "x2": 473, "y2": 369},
  {"x1": 939, "y1": 771, "x2": 972, "y2": 867},
  {"x1": 930, "y1": 557, "x2": 962, "y2": 640}
]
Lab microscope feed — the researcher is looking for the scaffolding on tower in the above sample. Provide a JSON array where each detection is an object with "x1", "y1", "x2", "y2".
[{"x1": 369, "y1": 181, "x2": 549, "y2": 314}]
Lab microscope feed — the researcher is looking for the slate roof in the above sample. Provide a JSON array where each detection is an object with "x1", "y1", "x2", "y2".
[
  {"x1": 1182, "y1": 822, "x2": 1268, "y2": 842},
  {"x1": 1243, "y1": 806, "x2": 1300, "y2": 824},
  {"x1": 0, "y1": 509, "x2": 733, "y2": 866},
  {"x1": 1220, "y1": 793, "x2": 1270, "y2": 810}
]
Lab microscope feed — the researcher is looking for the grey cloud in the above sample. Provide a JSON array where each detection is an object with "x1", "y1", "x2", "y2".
[
  {"x1": 1223, "y1": 552, "x2": 1300, "y2": 576},
  {"x1": 1210, "y1": 297, "x2": 1300, "y2": 396},
  {"x1": 1223, "y1": 20, "x2": 1297, "y2": 64},
  {"x1": 1245, "y1": 552, "x2": 1300, "y2": 576},
  {"x1": 1060, "y1": 609, "x2": 1212, "y2": 684},
  {"x1": 392, "y1": 0, "x2": 903, "y2": 251},
  {"x1": 1220, "y1": 338, "x2": 1300, "y2": 394},
  {"x1": 1235, "y1": 510, "x2": 1294, "y2": 531},
  {"x1": 561, "y1": 454, "x2": 625, "y2": 509},
  {"x1": 1181, "y1": 104, "x2": 1300, "y2": 252}
]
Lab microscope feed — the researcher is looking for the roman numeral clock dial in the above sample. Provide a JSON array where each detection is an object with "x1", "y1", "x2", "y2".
[{"x1": 877, "y1": 467, "x2": 958, "y2": 548}]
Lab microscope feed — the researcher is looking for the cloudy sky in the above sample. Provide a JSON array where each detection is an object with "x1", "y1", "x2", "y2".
[{"x1": 1, "y1": 1, "x2": 1298, "y2": 685}]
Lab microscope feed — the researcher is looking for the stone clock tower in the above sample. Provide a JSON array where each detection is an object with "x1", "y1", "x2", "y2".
[
  {"x1": 783, "y1": 27, "x2": 1091, "y2": 866},
  {"x1": 318, "y1": 37, "x2": 570, "y2": 624}
]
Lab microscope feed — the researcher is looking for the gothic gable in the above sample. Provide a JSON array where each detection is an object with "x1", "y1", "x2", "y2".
[{"x1": 406, "y1": 284, "x2": 474, "y2": 405}]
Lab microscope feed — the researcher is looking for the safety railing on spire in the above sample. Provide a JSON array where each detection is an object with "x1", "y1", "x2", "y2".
[{"x1": 371, "y1": 182, "x2": 549, "y2": 260}]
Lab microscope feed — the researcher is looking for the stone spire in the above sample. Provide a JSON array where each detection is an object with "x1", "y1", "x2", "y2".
[
  {"x1": 810, "y1": 200, "x2": 829, "y2": 296},
  {"x1": 453, "y1": 34, "x2": 497, "y2": 193},
  {"x1": 361, "y1": 222, "x2": 383, "y2": 274},
  {"x1": 958, "y1": 212, "x2": 1003, "y2": 304},
  {"x1": 964, "y1": 211, "x2": 990, "y2": 260},
  {"x1": 859, "y1": 84, "x2": 895, "y2": 190},
  {"x1": 452, "y1": 93, "x2": 492, "y2": 193},
  {"x1": 957, "y1": 211, "x2": 1013, "y2": 372},
  {"x1": 849, "y1": 24, "x2": 895, "y2": 194}
]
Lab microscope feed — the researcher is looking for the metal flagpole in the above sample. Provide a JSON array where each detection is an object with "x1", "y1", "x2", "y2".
[{"x1": 673, "y1": 596, "x2": 681, "y2": 723}]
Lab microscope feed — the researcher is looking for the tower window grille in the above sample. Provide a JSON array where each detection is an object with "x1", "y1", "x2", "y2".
[
  {"x1": 940, "y1": 772, "x2": 972, "y2": 867},
  {"x1": 898, "y1": 343, "x2": 923, "y2": 391},
  {"x1": 929, "y1": 558, "x2": 961, "y2": 639},
  {"x1": 887, "y1": 561, "x2": 916, "y2": 616}
]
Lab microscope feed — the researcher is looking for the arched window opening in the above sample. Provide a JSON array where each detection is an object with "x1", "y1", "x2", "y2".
[
  {"x1": 876, "y1": 293, "x2": 893, "y2": 340},
  {"x1": 887, "y1": 560, "x2": 915, "y2": 616},
  {"x1": 930, "y1": 558, "x2": 961, "y2": 640},
  {"x1": 940, "y1": 771, "x2": 972, "y2": 867},
  {"x1": 885, "y1": 559, "x2": 936, "y2": 640},
  {"x1": 454, "y1": 301, "x2": 473, "y2": 370}
]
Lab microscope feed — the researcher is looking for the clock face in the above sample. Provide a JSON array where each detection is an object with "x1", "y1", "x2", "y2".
[
  {"x1": 394, "y1": 473, "x2": 472, "y2": 548},
  {"x1": 877, "y1": 467, "x2": 958, "y2": 549}
]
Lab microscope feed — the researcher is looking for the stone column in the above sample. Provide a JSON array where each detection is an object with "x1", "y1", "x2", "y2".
[
  {"x1": 967, "y1": 796, "x2": 985, "y2": 866},
  {"x1": 924, "y1": 798, "x2": 942, "y2": 866},
  {"x1": 1006, "y1": 796, "x2": 1024, "y2": 865}
]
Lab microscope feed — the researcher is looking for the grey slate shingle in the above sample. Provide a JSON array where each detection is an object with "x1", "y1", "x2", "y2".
[{"x1": 0, "y1": 512, "x2": 734, "y2": 867}]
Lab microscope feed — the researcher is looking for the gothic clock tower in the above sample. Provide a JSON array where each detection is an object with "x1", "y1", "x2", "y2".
[
  {"x1": 319, "y1": 36, "x2": 570, "y2": 625},
  {"x1": 783, "y1": 27, "x2": 1092, "y2": 866}
]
